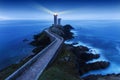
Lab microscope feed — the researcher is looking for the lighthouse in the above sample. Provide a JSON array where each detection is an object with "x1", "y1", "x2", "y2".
[
  {"x1": 53, "y1": 13, "x2": 58, "y2": 27},
  {"x1": 58, "y1": 18, "x2": 61, "y2": 25}
]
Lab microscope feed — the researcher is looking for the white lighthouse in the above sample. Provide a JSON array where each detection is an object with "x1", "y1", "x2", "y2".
[{"x1": 53, "y1": 13, "x2": 58, "y2": 27}]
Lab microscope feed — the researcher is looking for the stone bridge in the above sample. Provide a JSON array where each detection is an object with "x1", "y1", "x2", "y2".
[{"x1": 6, "y1": 29, "x2": 64, "y2": 80}]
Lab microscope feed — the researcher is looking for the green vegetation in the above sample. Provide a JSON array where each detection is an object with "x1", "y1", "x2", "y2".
[
  {"x1": 39, "y1": 67, "x2": 79, "y2": 80},
  {"x1": 39, "y1": 44, "x2": 82, "y2": 80}
]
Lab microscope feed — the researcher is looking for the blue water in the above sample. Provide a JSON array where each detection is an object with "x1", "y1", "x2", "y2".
[
  {"x1": 0, "y1": 20, "x2": 52, "y2": 70},
  {"x1": 64, "y1": 20, "x2": 120, "y2": 75},
  {"x1": 0, "y1": 20, "x2": 120, "y2": 75}
]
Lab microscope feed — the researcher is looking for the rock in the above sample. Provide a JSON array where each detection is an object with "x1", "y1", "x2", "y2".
[
  {"x1": 78, "y1": 61, "x2": 110, "y2": 75},
  {"x1": 32, "y1": 46, "x2": 44, "y2": 54},
  {"x1": 50, "y1": 26, "x2": 64, "y2": 36},
  {"x1": 50, "y1": 24, "x2": 74, "y2": 40},
  {"x1": 78, "y1": 46, "x2": 89, "y2": 51},
  {"x1": 23, "y1": 39, "x2": 29, "y2": 42},
  {"x1": 67, "y1": 44, "x2": 110, "y2": 76},
  {"x1": 71, "y1": 45, "x2": 100, "y2": 62},
  {"x1": 72, "y1": 42, "x2": 78, "y2": 45},
  {"x1": 30, "y1": 32, "x2": 51, "y2": 47},
  {"x1": 83, "y1": 74, "x2": 120, "y2": 80},
  {"x1": 87, "y1": 61, "x2": 110, "y2": 70},
  {"x1": 30, "y1": 32, "x2": 51, "y2": 54}
]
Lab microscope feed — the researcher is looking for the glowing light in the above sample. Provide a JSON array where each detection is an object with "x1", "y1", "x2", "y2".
[
  {"x1": 34, "y1": 4, "x2": 65, "y2": 16},
  {"x1": 54, "y1": 13, "x2": 58, "y2": 15},
  {"x1": 35, "y1": 4, "x2": 54, "y2": 15},
  {"x1": 34, "y1": 3, "x2": 75, "y2": 16}
]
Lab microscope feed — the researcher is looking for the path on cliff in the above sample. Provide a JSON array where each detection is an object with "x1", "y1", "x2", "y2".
[{"x1": 6, "y1": 29, "x2": 64, "y2": 80}]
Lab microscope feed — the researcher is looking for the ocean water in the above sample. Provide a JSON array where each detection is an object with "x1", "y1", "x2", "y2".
[
  {"x1": 0, "y1": 20, "x2": 52, "y2": 70},
  {"x1": 64, "y1": 20, "x2": 120, "y2": 75},
  {"x1": 0, "y1": 20, "x2": 120, "y2": 76}
]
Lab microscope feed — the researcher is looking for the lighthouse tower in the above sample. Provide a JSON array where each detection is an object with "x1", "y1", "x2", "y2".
[
  {"x1": 53, "y1": 13, "x2": 58, "y2": 27},
  {"x1": 58, "y1": 18, "x2": 61, "y2": 25}
]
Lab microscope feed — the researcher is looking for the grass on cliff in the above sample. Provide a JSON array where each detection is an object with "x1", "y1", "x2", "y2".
[
  {"x1": 39, "y1": 44, "x2": 81, "y2": 80},
  {"x1": 39, "y1": 67, "x2": 78, "y2": 80}
]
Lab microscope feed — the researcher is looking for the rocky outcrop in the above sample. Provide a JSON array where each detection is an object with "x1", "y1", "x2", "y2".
[
  {"x1": 79, "y1": 61, "x2": 110, "y2": 75},
  {"x1": 62, "y1": 25, "x2": 74, "y2": 40},
  {"x1": 50, "y1": 24, "x2": 74, "y2": 40},
  {"x1": 83, "y1": 73, "x2": 120, "y2": 80},
  {"x1": 50, "y1": 26, "x2": 64, "y2": 36},
  {"x1": 71, "y1": 46, "x2": 100, "y2": 62},
  {"x1": 30, "y1": 31, "x2": 51, "y2": 54},
  {"x1": 50, "y1": 24, "x2": 110, "y2": 78},
  {"x1": 66, "y1": 44, "x2": 110, "y2": 76}
]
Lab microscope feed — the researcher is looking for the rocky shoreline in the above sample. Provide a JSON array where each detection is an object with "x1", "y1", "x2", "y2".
[
  {"x1": 69, "y1": 44, "x2": 110, "y2": 76},
  {"x1": 49, "y1": 24, "x2": 120, "y2": 80},
  {"x1": 83, "y1": 73, "x2": 120, "y2": 80},
  {"x1": 65, "y1": 44, "x2": 110, "y2": 76},
  {"x1": 0, "y1": 24, "x2": 119, "y2": 80}
]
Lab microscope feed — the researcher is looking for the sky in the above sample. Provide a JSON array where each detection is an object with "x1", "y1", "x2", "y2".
[{"x1": 0, "y1": 0, "x2": 120, "y2": 20}]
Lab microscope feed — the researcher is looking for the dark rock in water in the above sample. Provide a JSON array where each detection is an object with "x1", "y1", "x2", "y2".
[
  {"x1": 63, "y1": 24, "x2": 74, "y2": 30},
  {"x1": 78, "y1": 46, "x2": 89, "y2": 51},
  {"x1": 87, "y1": 61, "x2": 110, "y2": 70},
  {"x1": 77, "y1": 53, "x2": 100, "y2": 62},
  {"x1": 23, "y1": 39, "x2": 29, "y2": 42},
  {"x1": 62, "y1": 25, "x2": 74, "y2": 40},
  {"x1": 71, "y1": 45, "x2": 99, "y2": 62},
  {"x1": 83, "y1": 73, "x2": 120, "y2": 80},
  {"x1": 66, "y1": 44, "x2": 110, "y2": 76},
  {"x1": 72, "y1": 42, "x2": 78, "y2": 45},
  {"x1": 79, "y1": 61, "x2": 110, "y2": 75},
  {"x1": 72, "y1": 46, "x2": 89, "y2": 53}
]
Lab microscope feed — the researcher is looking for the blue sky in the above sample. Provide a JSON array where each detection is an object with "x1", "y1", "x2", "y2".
[{"x1": 0, "y1": 0, "x2": 120, "y2": 20}]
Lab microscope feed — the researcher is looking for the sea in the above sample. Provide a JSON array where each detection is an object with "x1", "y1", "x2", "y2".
[{"x1": 0, "y1": 20, "x2": 120, "y2": 76}]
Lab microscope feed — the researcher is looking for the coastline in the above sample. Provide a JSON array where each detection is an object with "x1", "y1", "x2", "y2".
[
  {"x1": 65, "y1": 41, "x2": 110, "y2": 75},
  {"x1": 64, "y1": 27, "x2": 120, "y2": 80},
  {"x1": 0, "y1": 31, "x2": 51, "y2": 79},
  {"x1": 1, "y1": 24, "x2": 120, "y2": 80},
  {"x1": 39, "y1": 25, "x2": 112, "y2": 80},
  {"x1": 69, "y1": 34, "x2": 120, "y2": 76}
]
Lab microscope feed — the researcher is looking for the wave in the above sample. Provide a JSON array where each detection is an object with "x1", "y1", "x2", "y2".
[{"x1": 70, "y1": 25, "x2": 120, "y2": 76}]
